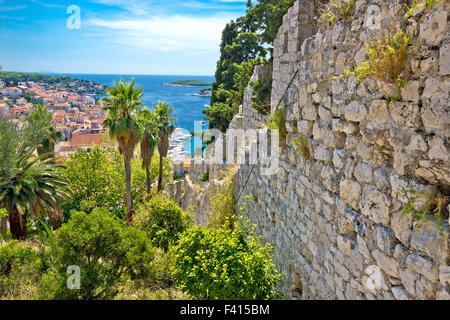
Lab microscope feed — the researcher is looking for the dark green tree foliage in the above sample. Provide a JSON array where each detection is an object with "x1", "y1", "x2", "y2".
[
  {"x1": 173, "y1": 218, "x2": 282, "y2": 300},
  {"x1": 0, "y1": 241, "x2": 42, "y2": 298},
  {"x1": 25, "y1": 104, "x2": 62, "y2": 160},
  {"x1": 37, "y1": 209, "x2": 155, "y2": 300},
  {"x1": 205, "y1": 0, "x2": 294, "y2": 132},
  {"x1": 248, "y1": 0, "x2": 297, "y2": 45},
  {"x1": 133, "y1": 193, "x2": 191, "y2": 251},
  {"x1": 0, "y1": 120, "x2": 23, "y2": 180}
]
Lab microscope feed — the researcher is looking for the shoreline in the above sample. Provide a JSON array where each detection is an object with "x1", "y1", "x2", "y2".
[{"x1": 162, "y1": 83, "x2": 209, "y2": 88}]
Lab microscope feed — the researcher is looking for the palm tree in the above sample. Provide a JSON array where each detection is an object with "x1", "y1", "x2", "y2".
[
  {"x1": 0, "y1": 148, "x2": 68, "y2": 241},
  {"x1": 154, "y1": 101, "x2": 175, "y2": 192},
  {"x1": 25, "y1": 104, "x2": 61, "y2": 158},
  {"x1": 25, "y1": 104, "x2": 64, "y2": 229},
  {"x1": 137, "y1": 109, "x2": 160, "y2": 197},
  {"x1": 36, "y1": 127, "x2": 63, "y2": 163},
  {"x1": 102, "y1": 79, "x2": 143, "y2": 223}
]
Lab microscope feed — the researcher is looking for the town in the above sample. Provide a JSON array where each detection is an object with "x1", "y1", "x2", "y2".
[{"x1": 0, "y1": 73, "x2": 114, "y2": 161}]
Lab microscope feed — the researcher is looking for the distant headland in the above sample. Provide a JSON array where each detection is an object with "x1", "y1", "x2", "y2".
[{"x1": 162, "y1": 80, "x2": 212, "y2": 87}]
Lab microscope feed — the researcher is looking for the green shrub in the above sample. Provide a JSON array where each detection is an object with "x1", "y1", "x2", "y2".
[
  {"x1": 268, "y1": 103, "x2": 287, "y2": 144},
  {"x1": 0, "y1": 241, "x2": 42, "y2": 299},
  {"x1": 173, "y1": 216, "x2": 282, "y2": 300},
  {"x1": 199, "y1": 169, "x2": 210, "y2": 182},
  {"x1": 318, "y1": 0, "x2": 355, "y2": 24},
  {"x1": 36, "y1": 209, "x2": 155, "y2": 300},
  {"x1": 134, "y1": 194, "x2": 191, "y2": 251},
  {"x1": 63, "y1": 146, "x2": 171, "y2": 220},
  {"x1": 208, "y1": 181, "x2": 237, "y2": 230}
]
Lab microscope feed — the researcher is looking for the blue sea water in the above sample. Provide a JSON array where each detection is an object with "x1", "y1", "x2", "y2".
[{"x1": 61, "y1": 74, "x2": 214, "y2": 155}]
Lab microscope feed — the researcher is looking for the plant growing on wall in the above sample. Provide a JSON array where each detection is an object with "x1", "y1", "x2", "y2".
[
  {"x1": 199, "y1": 169, "x2": 210, "y2": 182},
  {"x1": 397, "y1": 188, "x2": 448, "y2": 237},
  {"x1": 292, "y1": 134, "x2": 310, "y2": 160},
  {"x1": 405, "y1": 0, "x2": 438, "y2": 20},
  {"x1": 342, "y1": 26, "x2": 411, "y2": 102},
  {"x1": 268, "y1": 103, "x2": 287, "y2": 145},
  {"x1": 317, "y1": 0, "x2": 356, "y2": 24}
]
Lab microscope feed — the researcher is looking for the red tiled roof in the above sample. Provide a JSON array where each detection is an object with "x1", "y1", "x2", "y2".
[{"x1": 71, "y1": 133, "x2": 104, "y2": 148}]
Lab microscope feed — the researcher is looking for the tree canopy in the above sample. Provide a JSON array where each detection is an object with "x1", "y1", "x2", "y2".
[{"x1": 204, "y1": 0, "x2": 294, "y2": 132}]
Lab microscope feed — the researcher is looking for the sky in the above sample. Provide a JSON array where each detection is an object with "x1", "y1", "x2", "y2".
[{"x1": 0, "y1": 0, "x2": 249, "y2": 75}]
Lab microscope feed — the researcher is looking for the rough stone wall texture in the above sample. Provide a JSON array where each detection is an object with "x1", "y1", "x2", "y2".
[
  {"x1": 166, "y1": 177, "x2": 212, "y2": 226},
  {"x1": 233, "y1": 0, "x2": 450, "y2": 300}
]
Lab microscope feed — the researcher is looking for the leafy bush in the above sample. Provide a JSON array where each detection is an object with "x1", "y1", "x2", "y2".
[
  {"x1": 0, "y1": 241, "x2": 42, "y2": 299},
  {"x1": 134, "y1": 194, "x2": 191, "y2": 251},
  {"x1": 36, "y1": 209, "x2": 155, "y2": 300},
  {"x1": 173, "y1": 216, "x2": 282, "y2": 300},
  {"x1": 208, "y1": 181, "x2": 237, "y2": 230},
  {"x1": 63, "y1": 146, "x2": 171, "y2": 220},
  {"x1": 199, "y1": 169, "x2": 210, "y2": 182}
]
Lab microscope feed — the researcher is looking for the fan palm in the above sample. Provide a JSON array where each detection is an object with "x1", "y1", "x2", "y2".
[
  {"x1": 36, "y1": 127, "x2": 63, "y2": 162},
  {"x1": 154, "y1": 101, "x2": 175, "y2": 192},
  {"x1": 102, "y1": 79, "x2": 143, "y2": 223},
  {"x1": 25, "y1": 104, "x2": 62, "y2": 159},
  {"x1": 25, "y1": 104, "x2": 64, "y2": 229},
  {"x1": 0, "y1": 148, "x2": 69, "y2": 241},
  {"x1": 137, "y1": 109, "x2": 160, "y2": 197}
]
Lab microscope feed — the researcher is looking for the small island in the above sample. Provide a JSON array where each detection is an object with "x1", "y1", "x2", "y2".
[
  {"x1": 162, "y1": 80, "x2": 212, "y2": 87},
  {"x1": 192, "y1": 87, "x2": 212, "y2": 97}
]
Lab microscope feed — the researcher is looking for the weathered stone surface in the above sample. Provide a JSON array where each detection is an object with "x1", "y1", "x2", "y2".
[
  {"x1": 340, "y1": 179, "x2": 362, "y2": 210},
  {"x1": 440, "y1": 42, "x2": 450, "y2": 75},
  {"x1": 344, "y1": 101, "x2": 367, "y2": 122},
  {"x1": 373, "y1": 249, "x2": 400, "y2": 278},
  {"x1": 415, "y1": 276, "x2": 435, "y2": 300},
  {"x1": 391, "y1": 286, "x2": 410, "y2": 300},
  {"x1": 436, "y1": 289, "x2": 450, "y2": 300},
  {"x1": 419, "y1": 8, "x2": 448, "y2": 45},
  {"x1": 354, "y1": 162, "x2": 374, "y2": 184},
  {"x1": 193, "y1": 1, "x2": 450, "y2": 300},
  {"x1": 401, "y1": 81, "x2": 420, "y2": 103},
  {"x1": 333, "y1": 149, "x2": 348, "y2": 170},
  {"x1": 406, "y1": 253, "x2": 439, "y2": 282},
  {"x1": 439, "y1": 265, "x2": 450, "y2": 285},
  {"x1": 360, "y1": 186, "x2": 391, "y2": 226},
  {"x1": 399, "y1": 269, "x2": 418, "y2": 297},
  {"x1": 391, "y1": 211, "x2": 412, "y2": 246},
  {"x1": 368, "y1": 100, "x2": 389, "y2": 125},
  {"x1": 410, "y1": 221, "x2": 448, "y2": 262},
  {"x1": 314, "y1": 145, "x2": 332, "y2": 162},
  {"x1": 428, "y1": 137, "x2": 449, "y2": 161}
]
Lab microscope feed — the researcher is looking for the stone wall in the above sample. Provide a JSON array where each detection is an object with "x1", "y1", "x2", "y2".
[
  {"x1": 169, "y1": 0, "x2": 450, "y2": 300},
  {"x1": 233, "y1": 0, "x2": 449, "y2": 300}
]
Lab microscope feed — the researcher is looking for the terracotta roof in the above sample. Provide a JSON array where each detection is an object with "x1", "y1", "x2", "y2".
[
  {"x1": 184, "y1": 158, "x2": 192, "y2": 168},
  {"x1": 71, "y1": 133, "x2": 104, "y2": 148}
]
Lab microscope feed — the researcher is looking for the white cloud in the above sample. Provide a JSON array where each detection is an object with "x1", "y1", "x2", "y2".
[{"x1": 87, "y1": 14, "x2": 232, "y2": 53}]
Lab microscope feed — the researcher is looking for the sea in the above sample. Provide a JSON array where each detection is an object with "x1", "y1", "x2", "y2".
[{"x1": 60, "y1": 74, "x2": 214, "y2": 156}]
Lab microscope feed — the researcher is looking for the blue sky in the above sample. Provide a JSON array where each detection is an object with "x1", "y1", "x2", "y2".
[{"x1": 0, "y1": 0, "x2": 248, "y2": 75}]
